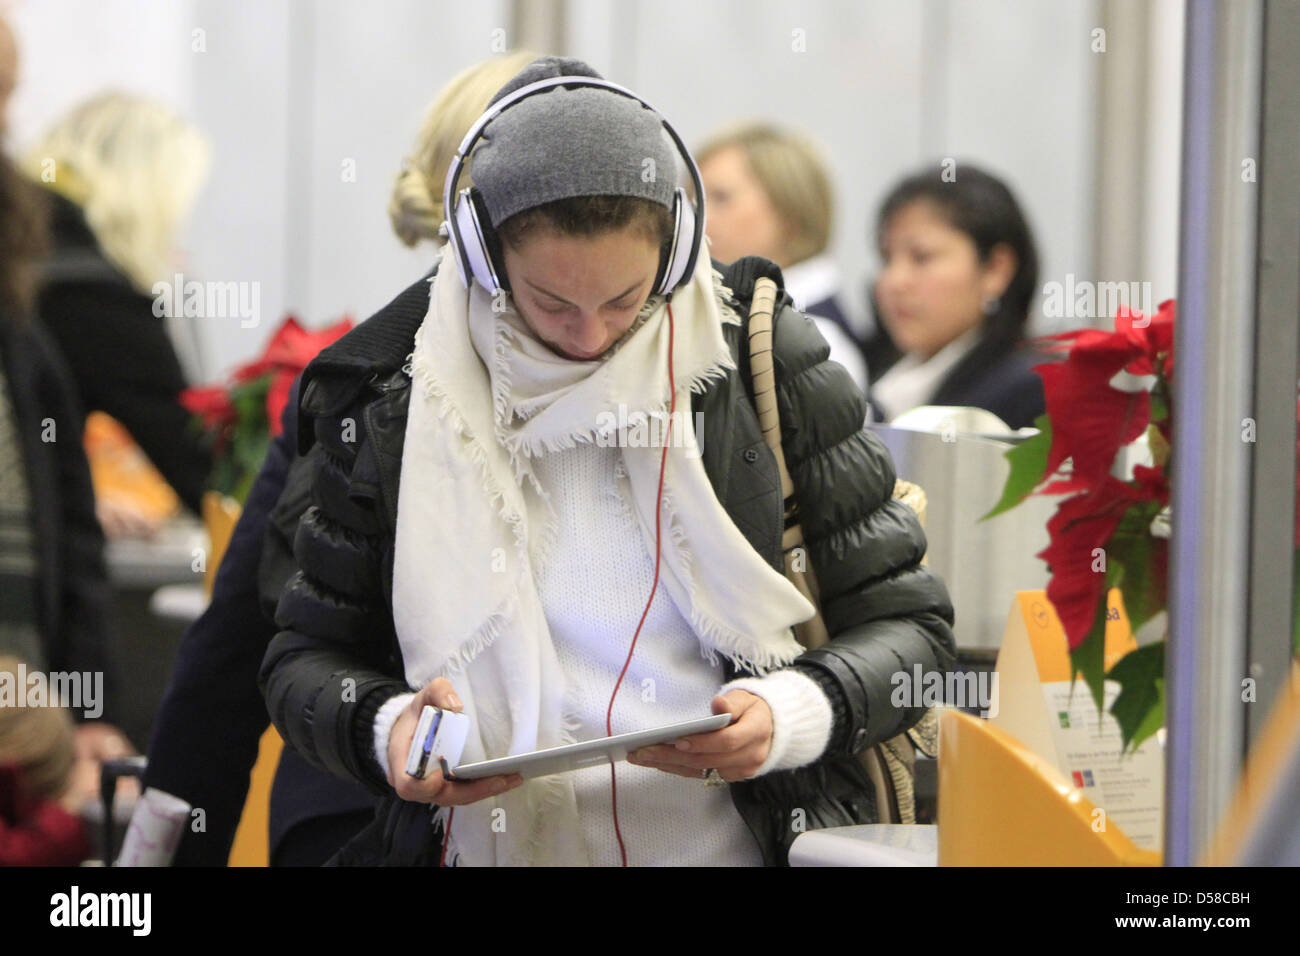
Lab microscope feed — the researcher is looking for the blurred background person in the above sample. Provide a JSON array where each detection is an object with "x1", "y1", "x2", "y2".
[
  {"x1": 23, "y1": 91, "x2": 214, "y2": 530},
  {"x1": 0, "y1": 656, "x2": 90, "y2": 866},
  {"x1": 697, "y1": 122, "x2": 867, "y2": 392},
  {"x1": 136, "y1": 50, "x2": 539, "y2": 867},
  {"x1": 0, "y1": 10, "x2": 131, "y2": 825},
  {"x1": 867, "y1": 163, "x2": 1045, "y2": 429}
]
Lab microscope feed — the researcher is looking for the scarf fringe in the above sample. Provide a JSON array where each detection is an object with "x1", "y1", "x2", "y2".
[
  {"x1": 710, "y1": 266, "x2": 742, "y2": 328},
  {"x1": 436, "y1": 629, "x2": 586, "y2": 869},
  {"x1": 407, "y1": 326, "x2": 534, "y2": 677},
  {"x1": 659, "y1": 477, "x2": 800, "y2": 676},
  {"x1": 496, "y1": 353, "x2": 736, "y2": 463},
  {"x1": 607, "y1": 455, "x2": 800, "y2": 678}
]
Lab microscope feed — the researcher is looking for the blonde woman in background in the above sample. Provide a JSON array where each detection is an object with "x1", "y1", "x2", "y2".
[
  {"x1": 697, "y1": 122, "x2": 867, "y2": 391},
  {"x1": 133, "y1": 51, "x2": 541, "y2": 867},
  {"x1": 24, "y1": 92, "x2": 213, "y2": 525},
  {"x1": 388, "y1": 49, "x2": 539, "y2": 252}
]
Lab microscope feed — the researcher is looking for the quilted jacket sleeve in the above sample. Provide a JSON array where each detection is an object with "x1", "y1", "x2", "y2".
[
  {"x1": 257, "y1": 371, "x2": 410, "y2": 796},
  {"x1": 764, "y1": 289, "x2": 956, "y2": 758}
]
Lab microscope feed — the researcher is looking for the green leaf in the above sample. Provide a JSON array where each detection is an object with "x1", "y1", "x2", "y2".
[
  {"x1": 1103, "y1": 501, "x2": 1167, "y2": 636},
  {"x1": 981, "y1": 414, "x2": 1053, "y2": 520},
  {"x1": 1293, "y1": 552, "x2": 1300, "y2": 658},
  {"x1": 230, "y1": 379, "x2": 269, "y2": 422},
  {"x1": 1149, "y1": 388, "x2": 1169, "y2": 424},
  {"x1": 1108, "y1": 643, "x2": 1165, "y2": 752},
  {"x1": 208, "y1": 454, "x2": 237, "y2": 499},
  {"x1": 1068, "y1": 580, "x2": 1111, "y2": 715}
]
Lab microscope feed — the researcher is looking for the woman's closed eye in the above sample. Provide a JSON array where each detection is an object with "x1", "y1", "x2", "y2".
[{"x1": 539, "y1": 296, "x2": 638, "y2": 315}]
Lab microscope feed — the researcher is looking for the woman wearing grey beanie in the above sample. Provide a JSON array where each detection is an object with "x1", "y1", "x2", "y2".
[{"x1": 260, "y1": 56, "x2": 954, "y2": 866}]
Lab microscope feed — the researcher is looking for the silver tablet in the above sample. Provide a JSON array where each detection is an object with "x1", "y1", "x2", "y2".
[{"x1": 447, "y1": 713, "x2": 734, "y2": 781}]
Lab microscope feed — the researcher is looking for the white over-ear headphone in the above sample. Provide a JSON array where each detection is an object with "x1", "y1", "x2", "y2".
[{"x1": 442, "y1": 75, "x2": 706, "y2": 298}]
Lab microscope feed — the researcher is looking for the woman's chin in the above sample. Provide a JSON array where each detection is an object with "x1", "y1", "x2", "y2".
[
  {"x1": 886, "y1": 325, "x2": 950, "y2": 359},
  {"x1": 882, "y1": 327, "x2": 922, "y2": 355},
  {"x1": 547, "y1": 342, "x2": 606, "y2": 361}
]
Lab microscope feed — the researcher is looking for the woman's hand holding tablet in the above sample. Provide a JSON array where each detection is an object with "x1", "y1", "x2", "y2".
[
  {"x1": 446, "y1": 712, "x2": 735, "y2": 782},
  {"x1": 627, "y1": 690, "x2": 774, "y2": 784},
  {"x1": 388, "y1": 679, "x2": 763, "y2": 796},
  {"x1": 387, "y1": 678, "x2": 524, "y2": 807}
]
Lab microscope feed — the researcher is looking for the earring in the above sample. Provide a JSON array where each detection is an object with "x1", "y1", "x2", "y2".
[{"x1": 981, "y1": 296, "x2": 1001, "y2": 316}]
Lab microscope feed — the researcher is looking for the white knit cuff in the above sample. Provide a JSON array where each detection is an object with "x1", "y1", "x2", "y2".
[
  {"x1": 718, "y1": 669, "x2": 833, "y2": 776},
  {"x1": 372, "y1": 692, "x2": 417, "y2": 781}
]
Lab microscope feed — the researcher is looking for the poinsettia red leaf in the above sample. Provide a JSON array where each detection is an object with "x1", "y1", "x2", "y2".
[
  {"x1": 262, "y1": 315, "x2": 354, "y2": 373},
  {"x1": 1071, "y1": 328, "x2": 1139, "y2": 361},
  {"x1": 1149, "y1": 300, "x2": 1176, "y2": 352},
  {"x1": 1039, "y1": 477, "x2": 1092, "y2": 496},
  {"x1": 1033, "y1": 362, "x2": 1075, "y2": 477},
  {"x1": 1124, "y1": 355, "x2": 1156, "y2": 376},
  {"x1": 265, "y1": 371, "x2": 295, "y2": 438},
  {"x1": 1131, "y1": 464, "x2": 1171, "y2": 504},
  {"x1": 232, "y1": 357, "x2": 275, "y2": 383},
  {"x1": 1038, "y1": 493, "x2": 1120, "y2": 650},
  {"x1": 1038, "y1": 478, "x2": 1149, "y2": 650},
  {"x1": 1116, "y1": 302, "x2": 1177, "y2": 377},
  {"x1": 1114, "y1": 304, "x2": 1146, "y2": 333},
  {"x1": 178, "y1": 385, "x2": 236, "y2": 430},
  {"x1": 260, "y1": 316, "x2": 311, "y2": 368},
  {"x1": 179, "y1": 385, "x2": 228, "y2": 416},
  {"x1": 1037, "y1": 356, "x2": 1151, "y2": 485}
]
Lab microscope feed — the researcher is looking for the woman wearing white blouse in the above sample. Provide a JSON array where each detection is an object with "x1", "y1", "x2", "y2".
[{"x1": 867, "y1": 164, "x2": 1046, "y2": 429}]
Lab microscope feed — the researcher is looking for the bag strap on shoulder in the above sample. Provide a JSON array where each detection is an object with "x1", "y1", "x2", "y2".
[{"x1": 743, "y1": 273, "x2": 927, "y2": 825}]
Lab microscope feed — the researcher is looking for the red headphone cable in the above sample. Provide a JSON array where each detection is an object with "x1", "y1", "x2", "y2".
[{"x1": 606, "y1": 298, "x2": 676, "y2": 867}]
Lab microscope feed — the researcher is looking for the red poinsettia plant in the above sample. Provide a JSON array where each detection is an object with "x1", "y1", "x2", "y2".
[
  {"x1": 181, "y1": 315, "x2": 352, "y2": 504},
  {"x1": 984, "y1": 301, "x2": 1175, "y2": 751}
]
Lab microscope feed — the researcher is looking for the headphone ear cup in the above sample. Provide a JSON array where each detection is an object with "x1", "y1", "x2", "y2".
[
  {"x1": 447, "y1": 193, "x2": 471, "y2": 289},
  {"x1": 456, "y1": 187, "x2": 508, "y2": 294},
  {"x1": 471, "y1": 188, "x2": 510, "y2": 295},
  {"x1": 455, "y1": 188, "x2": 490, "y2": 292},
  {"x1": 658, "y1": 188, "x2": 698, "y2": 294}
]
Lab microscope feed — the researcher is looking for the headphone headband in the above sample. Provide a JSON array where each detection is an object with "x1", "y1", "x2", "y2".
[{"x1": 443, "y1": 74, "x2": 706, "y2": 296}]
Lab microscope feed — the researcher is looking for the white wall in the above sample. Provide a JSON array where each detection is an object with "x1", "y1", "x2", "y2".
[{"x1": 7, "y1": 0, "x2": 1180, "y2": 381}]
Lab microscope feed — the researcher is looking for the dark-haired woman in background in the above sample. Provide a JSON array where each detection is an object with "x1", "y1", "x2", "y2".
[{"x1": 865, "y1": 164, "x2": 1045, "y2": 430}]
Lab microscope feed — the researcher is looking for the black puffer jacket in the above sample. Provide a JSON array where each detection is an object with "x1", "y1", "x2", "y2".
[{"x1": 258, "y1": 257, "x2": 955, "y2": 866}]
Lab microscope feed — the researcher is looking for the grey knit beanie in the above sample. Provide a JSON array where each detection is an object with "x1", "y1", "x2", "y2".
[{"x1": 469, "y1": 56, "x2": 678, "y2": 227}]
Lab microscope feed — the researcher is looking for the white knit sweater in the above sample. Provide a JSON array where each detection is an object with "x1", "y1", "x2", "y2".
[{"x1": 374, "y1": 440, "x2": 834, "y2": 865}]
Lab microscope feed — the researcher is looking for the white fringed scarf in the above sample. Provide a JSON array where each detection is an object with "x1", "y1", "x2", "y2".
[{"x1": 391, "y1": 248, "x2": 815, "y2": 866}]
